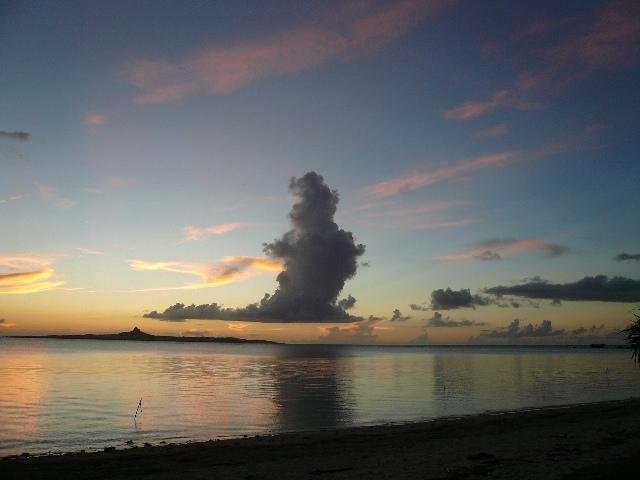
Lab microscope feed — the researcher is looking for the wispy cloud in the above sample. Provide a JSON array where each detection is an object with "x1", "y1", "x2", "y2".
[
  {"x1": 182, "y1": 222, "x2": 246, "y2": 242},
  {"x1": 446, "y1": 1, "x2": 640, "y2": 120},
  {"x1": 350, "y1": 199, "x2": 475, "y2": 231},
  {"x1": 445, "y1": 91, "x2": 539, "y2": 120},
  {"x1": 436, "y1": 238, "x2": 569, "y2": 262},
  {"x1": 0, "y1": 256, "x2": 65, "y2": 294},
  {"x1": 0, "y1": 194, "x2": 24, "y2": 206},
  {"x1": 76, "y1": 247, "x2": 105, "y2": 256},
  {"x1": 84, "y1": 113, "x2": 107, "y2": 126},
  {"x1": 125, "y1": 0, "x2": 457, "y2": 104},
  {"x1": 36, "y1": 183, "x2": 76, "y2": 209},
  {"x1": 129, "y1": 256, "x2": 282, "y2": 291},
  {"x1": 83, "y1": 176, "x2": 136, "y2": 195},
  {"x1": 359, "y1": 200, "x2": 466, "y2": 219},
  {"x1": 472, "y1": 124, "x2": 509, "y2": 140},
  {"x1": 0, "y1": 131, "x2": 30, "y2": 141},
  {"x1": 359, "y1": 151, "x2": 521, "y2": 198},
  {"x1": 0, "y1": 319, "x2": 16, "y2": 328}
]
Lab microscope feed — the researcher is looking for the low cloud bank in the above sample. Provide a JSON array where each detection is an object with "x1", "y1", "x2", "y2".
[{"x1": 485, "y1": 275, "x2": 640, "y2": 302}]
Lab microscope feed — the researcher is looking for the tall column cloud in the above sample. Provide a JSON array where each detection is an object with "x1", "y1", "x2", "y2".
[{"x1": 144, "y1": 172, "x2": 365, "y2": 322}]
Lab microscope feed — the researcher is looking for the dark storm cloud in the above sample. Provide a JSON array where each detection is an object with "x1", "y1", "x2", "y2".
[
  {"x1": 338, "y1": 295, "x2": 356, "y2": 310},
  {"x1": 144, "y1": 172, "x2": 366, "y2": 322},
  {"x1": 0, "y1": 131, "x2": 30, "y2": 141},
  {"x1": 471, "y1": 320, "x2": 619, "y2": 344},
  {"x1": 473, "y1": 250, "x2": 502, "y2": 261},
  {"x1": 430, "y1": 288, "x2": 491, "y2": 310},
  {"x1": 409, "y1": 303, "x2": 429, "y2": 312},
  {"x1": 390, "y1": 309, "x2": 411, "y2": 322},
  {"x1": 426, "y1": 312, "x2": 485, "y2": 328},
  {"x1": 485, "y1": 275, "x2": 640, "y2": 303},
  {"x1": 476, "y1": 319, "x2": 565, "y2": 339},
  {"x1": 615, "y1": 253, "x2": 640, "y2": 261}
]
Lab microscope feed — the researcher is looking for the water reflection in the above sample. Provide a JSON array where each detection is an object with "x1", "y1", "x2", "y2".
[
  {"x1": 1, "y1": 341, "x2": 639, "y2": 456},
  {"x1": 271, "y1": 345, "x2": 353, "y2": 432}
]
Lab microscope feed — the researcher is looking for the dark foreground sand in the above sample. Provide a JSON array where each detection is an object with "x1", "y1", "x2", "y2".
[{"x1": 3, "y1": 398, "x2": 640, "y2": 479}]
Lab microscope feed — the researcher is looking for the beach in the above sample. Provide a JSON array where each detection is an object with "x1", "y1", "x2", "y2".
[{"x1": 2, "y1": 398, "x2": 640, "y2": 479}]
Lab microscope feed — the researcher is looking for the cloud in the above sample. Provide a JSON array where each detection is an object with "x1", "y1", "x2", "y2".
[
  {"x1": 359, "y1": 151, "x2": 521, "y2": 198},
  {"x1": 318, "y1": 316, "x2": 382, "y2": 343},
  {"x1": 337, "y1": 294, "x2": 357, "y2": 310},
  {"x1": 426, "y1": 311, "x2": 484, "y2": 328},
  {"x1": 125, "y1": 0, "x2": 457, "y2": 104},
  {"x1": 445, "y1": 90, "x2": 540, "y2": 120},
  {"x1": 182, "y1": 223, "x2": 246, "y2": 242},
  {"x1": 409, "y1": 303, "x2": 429, "y2": 312},
  {"x1": 436, "y1": 238, "x2": 569, "y2": 262},
  {"x1": 36, "y1": 183, "x2": 76, "y2": 209},
  {"x1": 471, "y1": 319, "x2": 622, "y2": 344},
  {"x1": 472, "y1": 124, "x2": 509, "y2": 140},
  {"x1": 485, "y1": 275, "x2": 640, "y2": 302},
  {"x1": 615, "y1": 253, "x2": 640, "y2": 261},
  {"x1": 144, "y1": 172, "x2": 366, "y2": 322},
  {"x1": 83, "y1": 176, "x2": 136, "y2": 195},
  {"x1": 76, "y1": 248, "x2": 105, "y2": 256},
  {"x1": 446, "y1": 1, "x2": 640, "y2": 119},
  {"x1": 0, "y1": 256, "x2": 65, "y2": 294},
  {"x1": 0, "y1": 318, "x2": 16, "y2": 328},
  {"x1": 351, "y1": 200, "x2": 475, "y2": 231},
  {"x1": 473, "y1": 318, "x2": 564, "y2": 340},
  {"x1": 390, "y1": 308, "x2": 411, "y2": 322},
  {"x1": 0, "y1": 194, "x2": 24, "y2": 206},
  {"x1": 358, "y1": 200, "x2": 466, "y2": 219},
  {"x1": 430, "y1": 288, "x2": 491, "y2": 310},
  {"x1": 84, "y1": 113, "x2": 107, "y2": 126},
  {"x1": 514, "y1": 1, "x2": 640, "y2": 92},
  {"x1": 130, "y1": 256, "x2": 282, "y2": 291},
  {"x1": 0, "y1": 131, "x2": 30, "y2": 141}
]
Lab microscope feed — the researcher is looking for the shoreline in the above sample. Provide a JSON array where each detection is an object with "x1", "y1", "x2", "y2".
[{"x1": 3, "y1": 398, "x2": 640, "y2": 479}]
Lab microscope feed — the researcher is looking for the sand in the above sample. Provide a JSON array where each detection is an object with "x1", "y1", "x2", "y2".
[{"x1": 2, "y1": 398, "x2": 640, "y2": 479}]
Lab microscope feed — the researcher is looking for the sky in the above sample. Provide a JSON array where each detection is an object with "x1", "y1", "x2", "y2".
[{"x1": 1, "y1": 0, "x2": 639, "y2": 344}]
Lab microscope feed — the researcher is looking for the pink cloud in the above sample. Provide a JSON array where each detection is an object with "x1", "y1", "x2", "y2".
[
  {"x1": 126, "y1": 0, "x2": 457, "y2": 104},
  {"x1": 446, "y1": 1, "x2": 640, "y2": 120},
  {"x1": 359, "y1": 150, "x2": 521, "y2": 198},
  {"x1": 182, "y1": 222, "x2": 246, "y2": 242},
  {"x1": 472, "y1": 124, "x2": 508, "y2": 140},
  {"x1": 445, "y1": 90, "x2": 540, "y2": 120},
  {"x1": 0, "y1": 256, "x2": 65, "y2": 294},
  {"x1": 129, "y1": 255, "x2": 282, "y2": 291},
  {"x1": 413, "y1": 218, "x2": 479, "y2": 230},
  {"x1": 361, "y1": 200, "x2": 466, "y2": 219},
  {"x1": 36, "y1": 183, "x2": 76, "y2": 209},
  {"x1": 436, "y1": 238, "x2": 569, "y2": 262},
  {"x1": 84, "y1": 113, "x2": 107, "y2": 126},
  {"x1": 516, "y1": 1, "x2": 640, "y2": 92}
]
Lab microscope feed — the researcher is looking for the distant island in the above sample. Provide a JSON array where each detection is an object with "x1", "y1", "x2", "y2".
[{"x1": 10, "y1": 327, "x2": 280, "y2": 344}]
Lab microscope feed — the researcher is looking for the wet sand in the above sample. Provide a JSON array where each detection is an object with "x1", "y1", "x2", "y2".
[{"x1": 2, "y1": 398, "x2": 640, "y2": 479}]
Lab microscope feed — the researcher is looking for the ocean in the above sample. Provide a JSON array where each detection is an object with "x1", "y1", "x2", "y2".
[{"x1": 1, "y1": 338, "x2": 639, "y2": 456}]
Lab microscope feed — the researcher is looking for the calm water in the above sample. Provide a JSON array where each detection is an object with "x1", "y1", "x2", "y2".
[{"x1": 1, "y1": 338, "x2": 639, "y2": 456}]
